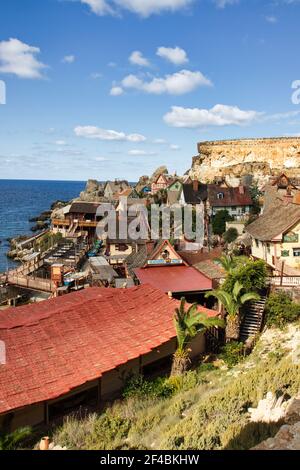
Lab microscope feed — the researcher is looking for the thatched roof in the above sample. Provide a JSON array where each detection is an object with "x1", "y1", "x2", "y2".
[{"x1": 246, "y1": 202, "x2": 300, "y2": 241}]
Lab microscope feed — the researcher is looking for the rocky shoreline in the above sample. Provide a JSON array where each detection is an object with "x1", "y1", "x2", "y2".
[{"x1": 6, "y1": 200, "x2": 69, "y2": 263}]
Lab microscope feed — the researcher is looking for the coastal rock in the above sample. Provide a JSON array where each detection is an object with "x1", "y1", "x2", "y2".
[
  {"x1": 79, "y1": 179, "x2": 104, "y2": 202},
  {"x1": 190, "y1": 137, "x2": 300, "y2": 187}
]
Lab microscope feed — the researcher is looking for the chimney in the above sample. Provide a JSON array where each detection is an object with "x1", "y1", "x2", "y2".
[
  {"x1": 283, "y1": 187, "x2": 294, "y2": 205},
  {"x1": 146, "y1": 240, "x2": 155, "y2": 255},
  {"x1": 193, "y1": 179, "x2": 199, "y2": 192},
  {"x1": 238, "y1": 185, "x2": 245, "y2": 195},
  {"x1": 283, "y1": 193, "x2": 294, "y2": 205}
]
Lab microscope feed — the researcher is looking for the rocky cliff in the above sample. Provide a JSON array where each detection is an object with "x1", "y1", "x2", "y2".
[{"x1": 190, "y1": 137, "x2": 300, "y2": 187}]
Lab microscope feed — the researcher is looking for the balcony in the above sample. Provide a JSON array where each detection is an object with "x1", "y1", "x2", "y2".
[{"x1": 52, "y1": 218, "x2": 98, "y2": 228}]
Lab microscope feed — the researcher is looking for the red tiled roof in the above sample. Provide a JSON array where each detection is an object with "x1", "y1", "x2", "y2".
[
  {"x1": 134, "y1": 266, "x2": 213, "y2": 293},
  {"x1": 0, "y1": 285, "x2": 216, "y2": 415},
  {"x1": 208, "y1": 185, "x2": 253, "y2": 208}
]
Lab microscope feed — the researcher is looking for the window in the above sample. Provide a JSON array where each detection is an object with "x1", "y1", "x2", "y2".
[
  {"x1": 281, "y1": 250, "x2": 290, "y2": 257},
  {"x1": 116, "y1": 244, "x2": 129, "y2": 252},
  {"x1": 267, "y1": 243, "x2": 271, "y2": 254},
  {"x1": 217, "y1": 192, "x2": 224, "y2": 200},
  {"x1": 255, "y1": 239, "x2": 259, "y2": 248},
  {"x1": 48, "y1": 387, "x2": 98, "y2": 421},
  {"x1": 293, "y1": 248, "x2": 300, "y2": 257}
]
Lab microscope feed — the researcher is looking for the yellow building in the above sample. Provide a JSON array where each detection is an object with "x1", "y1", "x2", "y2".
[{"x1": 246, "y1": 201, "x2": 300, "y2": 271}]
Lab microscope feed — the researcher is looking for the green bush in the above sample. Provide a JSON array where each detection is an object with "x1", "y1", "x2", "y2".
[
  {"x1": 223, "y1": 259, "x2": 267, "y2": 293},
  {"x1": 219, "y1": 342, "x2": 245, "y2": 367},
  {"x1": 212, "y1": 210, "x2": 234, "y2": 236},
  {"x1": 122, "y1": 376, "x2": 175, "y2": 399},
  {"x1": 265, "y1": 292, "x2": 300, "y2": 328},
  {"x1": 223, "y1": 228, "x2": 239, "y2": 244}
]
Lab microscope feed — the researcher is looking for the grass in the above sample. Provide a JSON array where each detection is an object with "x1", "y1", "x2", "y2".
[{"x1": 48, "y1": 326, "x2": 300, "y2": 450}]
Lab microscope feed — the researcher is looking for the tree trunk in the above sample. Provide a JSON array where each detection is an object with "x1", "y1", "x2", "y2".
[
  {"x1": 226, "y1": 314, "x2": 241, "y2": 341},
  {"x1": 171, "y1": 349, "x2": 191, "y2": 376}
]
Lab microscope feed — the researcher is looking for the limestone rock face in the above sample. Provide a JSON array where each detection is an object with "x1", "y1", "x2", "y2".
[
  {"x1": 252, "y1": 395, "x2": 300, "y2": 450},
  {"x1": 79, "y1": 179, "x2": 104, "y2": 202},
  {"x1": 190, "y1": 138, "x2": 300, "y2": 186},
  {"x1": 150, "y1": 166, "x2": 168, "y2": 182}
]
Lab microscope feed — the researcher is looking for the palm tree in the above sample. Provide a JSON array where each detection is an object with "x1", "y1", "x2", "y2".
[
  {"x1": 171, "y1": 298, "x2": 225, "y2": 376},
  {"x1": 216, "y1": 254, "x2": 236, "y2": 274},
  {"x1": 0, "y1": 427, "x2": 32, "y2": 450},
  {"x1": 205, "y1": 281, "x2": 260, "y2": 341}
]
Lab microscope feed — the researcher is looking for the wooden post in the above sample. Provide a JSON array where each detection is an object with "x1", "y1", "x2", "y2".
[{"x1": 280, "y1": 261, "x2": 285, "y2": 286}]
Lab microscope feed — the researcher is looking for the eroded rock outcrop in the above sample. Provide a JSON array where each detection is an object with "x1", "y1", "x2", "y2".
[{"x1": 190, "y1": 137, "x2": 300, "y2": 187}]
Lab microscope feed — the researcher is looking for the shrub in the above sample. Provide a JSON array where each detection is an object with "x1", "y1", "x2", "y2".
[
  {"x1": 265, "y1": 292, "x2": 300, "y2": 328},
  {"x1": 212, "y1": 210, "x2": 234, "y2": 236},
  {"x1": 219, "y1": 342, "x2": 245, "y2": 367},
  {"x1": 223, "y1": 259, "x2": 267, "y2": 293},
  {"x1": 223, "y1": 228, "x2": 239, "y2": 244},
  {"x1": 122, "y1": 376, "x2": 175, "y2": 400}
]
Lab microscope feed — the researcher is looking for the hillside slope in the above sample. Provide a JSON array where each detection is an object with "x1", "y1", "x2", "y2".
[{"x1": 52, "y1": 324, "x2": 300, "y2": 450}]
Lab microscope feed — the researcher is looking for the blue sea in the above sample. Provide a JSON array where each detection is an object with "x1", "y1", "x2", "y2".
[{"x1": 0, "y1": 180, "x2": 85, "y2": 273}]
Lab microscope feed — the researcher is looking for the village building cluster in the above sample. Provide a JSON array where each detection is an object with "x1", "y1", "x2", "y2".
[{"x1": 2, "y1": 141, "x2": 300, "y2": 433}]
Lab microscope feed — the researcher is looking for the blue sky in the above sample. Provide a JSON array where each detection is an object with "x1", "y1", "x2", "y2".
[{"x1": 0, "y1": 0, "x2": 300, "y2": 181}]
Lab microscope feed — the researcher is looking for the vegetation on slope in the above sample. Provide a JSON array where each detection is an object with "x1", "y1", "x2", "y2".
[{"x1": 52, "y1": 323, "x2": 300, "y2": 451}]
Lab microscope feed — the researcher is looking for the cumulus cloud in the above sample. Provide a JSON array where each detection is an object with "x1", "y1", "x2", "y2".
[
  {"x1": 62, "y1": 55, "x2": 75, "y2": 63},
  {"x1": 128, "y1": 149, "x2": 157, "y2": 156},
  {"x1": 110, "y1": 86, "x2": 124, "y2": 96},
  {"x1": 156, "y1": 46, "x2": 188, "y2": 65},
  {"x1": 164, "y1": 105, "x2": 261, "y2": 128},
  {"x1": 80, "y1": 0, "x2": 193, "y2": 17},
  {"x1": 129, "y1": 50, "x2": 150, "y2": 67},
  {"x1": 265, "y1": 15, "x2": 278, "y2": 23},
  {"x1": 0, "y1": 38, "x2": 47, "y2": 79},
  {"x1": 91, "y1": 72, "x2": 103, "y2": 79},
  {"x1": 213, "y1": 0, "x2": 239, "y2": 8},
  {"x1": 121, "y1": 69, "x2": 212, "y2": 95},
  {"x1": 74, "y1": 125, "x2": 146, "y2": 142},
  {"x1": 80, "y1": 0, "x2": 115, "y2": 15}
]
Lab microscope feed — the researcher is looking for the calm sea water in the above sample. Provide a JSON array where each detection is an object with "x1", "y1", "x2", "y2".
[{"x1": 0, "y1": 180, "x2": 85, "y2": 273}]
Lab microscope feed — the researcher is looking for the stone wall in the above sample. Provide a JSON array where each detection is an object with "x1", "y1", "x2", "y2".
[{"x1": 190, "y1": 137, "x2": 300, "y2": 187}]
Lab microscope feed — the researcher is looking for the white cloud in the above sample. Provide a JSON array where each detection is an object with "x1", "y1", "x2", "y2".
[
  {"x1": 265, "y1": 15, "x2": 278, "y2": 24},
  {"x1": 80, "y1": 0, "x2": 193, "y2": 17},
  {"x1": 128, "y1": 149, "x2": 157, "y2": 156},
  {"x1": 170, "y1": 144, "x2": 180, "y2": 150},
  {"x1": 153, "y1": 138, "x2": 168, "y2": 144},
  {"x1": 121, "y1": 69, "x2": 212, "y2": 95},
  {"x1": 62, "y1": 55, "x2": 75, "y2": 63},
  {"x1": 91, "y1": 72, "x2": 102, "y2": 79},
  {"x1": 74, "y1": 125, "x2": 146, "y2": 142},
  {"x1": 164, "y1": 104, "x2": 260, "y2": 128},
  {"x1": 156, "y1": 46, "x2": 188, "y2": 65},
  {"x1": 0, "y1": 38, "x2": 47, "y2": 79},
  {"x1": 55, "y1": 140, "x2": 68, "y2": 146},
  {"x1": 110, "y1": 86, "x2": 124, "y2": 96},
  {"x1": 129, "y1": 50, "x2": 150, "y2": 67},
  {"x1": 213, "y1": 0, "x2": 239, "y2": 8},
  {"x1": 80, "y1": 0, "x2": 114, "y2": 15}
]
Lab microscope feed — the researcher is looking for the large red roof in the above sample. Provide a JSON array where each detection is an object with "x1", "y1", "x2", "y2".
[
  {"x1": 134, "y1": 266, "x2": 213, "y2": 293},
  {"x1": 0, "y1": 285, "x2": 216, "y2": 415}
]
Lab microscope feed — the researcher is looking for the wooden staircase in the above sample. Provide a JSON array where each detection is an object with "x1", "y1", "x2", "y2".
[{"x1": 239, "y1": 296, "x2": 267, "y2": 343}]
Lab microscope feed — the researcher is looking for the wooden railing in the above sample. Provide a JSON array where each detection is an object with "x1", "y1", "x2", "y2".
[
  {"x1": 269, "y1": 276, "x2": 300, "y2": 287},
  {"x1": 6, "y1": 274, "x2": 55, "y2": 293},
  {"x1": 52, "y1": 218, "x2": 98, "y2": 228}
]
